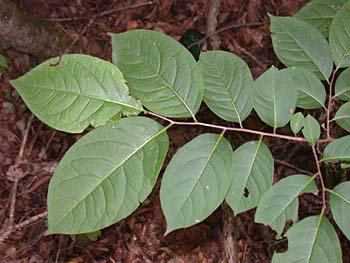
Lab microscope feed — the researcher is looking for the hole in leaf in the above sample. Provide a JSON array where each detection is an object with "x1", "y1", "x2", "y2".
[{"x1": 243, "y1": 188, "x2": 249, "y2": 197}]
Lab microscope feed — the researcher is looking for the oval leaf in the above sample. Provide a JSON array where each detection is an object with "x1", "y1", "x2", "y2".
[
  {"x1": 333, "y1": 101, "x2": 350, "y2": 132},
  {"x1": 47, "y1": 117, "x2": 169, "y2": 234},
  {"x1": 255, "y1": 174, "x2": 317, "y2": 236},
  {"x1": 294, "y1": 0, "x2": 346, "y2": 38},
  {"x1": 335, "y1": 68, "x2": 350, "y2": 100},
  {"x1": 302, "y1": 115, "x2": 321, "y2": 144},
  {"x1": 330, "y1": 1, "x2": 350, "y2": 68},
  {"x1": 225, "y1": 139, "x2": 274, "y2": 215},
  {"x1": 10, "y1": 54, "x2": 142, "y2": 133},
  {"x1": 322, "y1": 135, "x2": 350, "y2": 162},
  {"x1": 253, "y1": 66, "x2": 297, "y2": 131},
  {"x1": 270, "y1": 15, "x2": 333, "y2": 80},
  {"x1": 198, "y1": 50, "x2": 253, "y2": 126},
  {"x1": 290, "y1": 112, "x2": 305, "y2": 135},
  {"x1": 272, "y1": 215, "x2": 342, "y2": 263},
  {"x1": 160, "y1": 133, "x2": 233, "y2": 234},
  {"x1": 282, "y1": 67, "x2": 326, "y2": 109},
  {"x1": 110, "y1": 29, "x2": 203, "y2": 119},
  {"x1": 330, "y1": 181, "x2": 350, "y2": 240}
]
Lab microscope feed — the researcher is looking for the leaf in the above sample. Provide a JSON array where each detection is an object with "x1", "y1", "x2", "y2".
[
  {"x1": 255, "y1": 174, "x2": 317, "y2": 236},
  {"x1": 281, "y1": 67, "x2": 326, "y2": 109},
  {"x1": 290, "y1": 112, "x2": 305, "y2": 135},
  {"x1": 294, "y1": 0, "x2": 346, "y2": 38},
  {"x1": 322, "y1": 135, "x2": 350, "y2": 162},
  {"x1": 47, "y1": 117, "x2": 169, "y2": 234},
  {"x1": 333, "y1": 101, "x2": 350, "y2": 132},
  {"x1": 253, "y1": 66, "x2": 297, "y2": 131},
  {"x1": 302, "y1": 115, "x2": 321, "y2": 144},
  {"x1": 198, "y1": 51, "x2": 253, "y2": 126},
  {"x1": 335, "y1": 68, "x2": 350, "y2": 100},
  {"x1": 272, "y1": 215, "x2": 342, "y2": 263},
  {"x1": 180, "y1": 29, "x2": 205, "y2": 61},
  {"x1": 160, "y1": 133, "x2": 233, "y2": 234},
  {"x1": 270, "y1": 15, "x2": 333, "y2": 80},
  {"x1": 330, "y1": 181, "x2": 350, "y2": 240},
  {"x1": 225, "y1": 139, "x2": 274, "y2": 215},
  {"x1": 110, "y1": 29, "x2": 203, "y2": 120},
  {"x1": 330, "y1": 1, "x2": 350, "y2": 68},
  {"x1": 10, "y1": 54, "x2": 142, "y2": 133}
]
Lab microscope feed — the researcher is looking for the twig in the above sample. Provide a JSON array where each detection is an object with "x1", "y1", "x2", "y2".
[
  {"x1": 188, "y1": 22, "x2": 264, "y2": 49},
  {"x1": 0, "y1": 211, "x2": 47, "y2": 243},
  {"x1": 326, "y1": 69, "x2": 338, "y2": 138},
  {"x1": 274, "y1": 159, "x2": 313, "y2": 176},
  {"x1": 144, "y1": 111, "x2": 307, "y2": 142},
  {"x1": 47, "y1": 1, "x2": 153, "y2": 22},
  {"x1": 9, "y1": 114, "x2": 34, "y2": 227},
  {"x1": 311, "y1": 145, "x2": 327, "y2": 209}
]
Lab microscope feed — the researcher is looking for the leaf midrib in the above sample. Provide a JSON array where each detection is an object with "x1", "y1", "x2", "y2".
[
  {"x1": 171, "y1": 134, "x2": 224, "y2": 226},
  {"x1": 21, "y1": 83, "x2": 143, "y2": 112},
  {"x1": 51, "y1": 124, "x2": 169, "y2": 230},
  {"x1": 278, "y1": 21, "x2": 329, "y2": 79}
]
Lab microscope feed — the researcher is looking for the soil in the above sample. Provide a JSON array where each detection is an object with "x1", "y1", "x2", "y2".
[{"x1": 0, "y1": 0, "x2": 349, "y2": 262}]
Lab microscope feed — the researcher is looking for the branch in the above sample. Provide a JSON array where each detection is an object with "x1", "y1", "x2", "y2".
[
  {"x1": 326, "y1": 69, "x2": 338, "y2": 138},
  {"x1": 311, "y1": 145, "x2": 327, "y2": 209}
]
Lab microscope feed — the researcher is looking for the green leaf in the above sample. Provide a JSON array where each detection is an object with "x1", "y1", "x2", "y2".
[
  {"x1": 322, "y1": 135, "x2": 350, "y2": 162},
  {"x1": 335, "y1": 68, "x2": 350, "y2": 100},
  {"x1": 255, "y1": 174, "x2": 317, "y2": 236},
  {"x1": 330, "y1": 1, "x2": 350, "y2": 68},
  {"x1": 180, "y1": 29, "x2": 205, "y2": 61},
  {"x1": 281, "y1": 67, "x2": 326, "y2": 109},
  {"x1": 330, "y1": 181, "x2": 350, "y2": 240},
  {"x1": 294, "y1": 0, "x2": 346, "y2": 38},
  {"x1": 198, "y1": 51, "x2": 253, "y2": 126},
  {"x1": 47, "y1": 117, "x2": 169, "y2": 234},
  {"x1": 10, "y1": 54, "x2": 142, "y2": 133},
  {"x1": 272, "y1": 215, "x2": 342, "y2": 263},
  {"x1": 333, "y1": 101, "x2": 350, "y2": 132},
  {"x1": 225, "y1": 139, "x2": 274, "y2": 215},
  {"x1": 160, "y1": 133, "x2": 233, "y2": 234},
  {"x1": 253, "y1": 66, "x2": 297, "y2": 131},
  {"x1": 270, "y1": 15, "x2": 333, "y2": 80},
  {"x1": 302, "y1": 115, "x2": 321, "y2": 144},
  {"x1": 290, "y1": 112, "x2": 305, "y2": 135},
  {"x1": 110, "y1": 29, "x2": 203, "y2": 120},
  {"x1": 0, "y1": 54, "x2": 8, "y2": 68}
]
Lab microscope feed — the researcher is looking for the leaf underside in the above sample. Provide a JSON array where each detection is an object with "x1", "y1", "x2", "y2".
[
  {"x1": 10, "y1": 54, "x2": 142, "y2": 133},
  {"x1": 226, "y1": 140, "x2": 274, "y2": 215},
  {"x1": 160, "y1": 133, "x2": 234, "y2": 234},
  {"x1": 47, "y1": 117, "x2": 169, "y2": 234},
  {"x1": 272, "y1": 215, "x2": 342, "y2": 263}
]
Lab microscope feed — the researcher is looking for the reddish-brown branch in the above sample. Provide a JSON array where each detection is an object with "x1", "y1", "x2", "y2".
[
  {"x1": 326, "y1": 69, "x2": 338, "y2": 138},
  {"x1": 311, "y1": 145, "x2": 327, "y2": 209}
]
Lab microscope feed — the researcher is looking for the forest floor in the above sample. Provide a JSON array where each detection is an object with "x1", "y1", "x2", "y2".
[{"x1": 0, "y1": 0, "x2": 349, "y2": 262}]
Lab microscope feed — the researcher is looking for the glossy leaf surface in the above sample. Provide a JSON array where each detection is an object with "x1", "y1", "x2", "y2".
[
  {"x1": 47, "y1": 117, "x2": 169, "y2": 234},
  {"x1": 110, "y1": 29, "x2": 203, "y2": 119},
  {"x1": 226, "y1": 140, "x2": 274, "y2": 215},
  {"x1": 160, "y1": 133, "x2": 233, "y2": 234},
  {"x1": 198, "y1": 51, "x2": 253, "y2": 125},
  {"x1": 10, "y1": 55, "x2": 142, "y2": 133}
]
